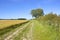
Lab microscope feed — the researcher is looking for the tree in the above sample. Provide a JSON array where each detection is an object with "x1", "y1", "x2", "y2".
[
  {"x1": 17, "y1": 18, "x2": 27, "y2": 20},
  {"x1": 31, "y1": 8, "x2": 44, "y2": 18}
]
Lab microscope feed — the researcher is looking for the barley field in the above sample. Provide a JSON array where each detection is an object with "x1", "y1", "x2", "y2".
[{"x1": 0, "y1": 20, "x2": 27, "y2": 29}]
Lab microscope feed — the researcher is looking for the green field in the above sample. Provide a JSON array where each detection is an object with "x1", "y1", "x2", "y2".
[
  {"x1": 32, "y1": 20, "x2": 59, "y2": 40},
  {"x1": 0, "y1": 20, "x2": 60, "y2": 40}
]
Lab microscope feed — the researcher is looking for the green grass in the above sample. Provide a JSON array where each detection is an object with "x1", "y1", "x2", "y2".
[{"x1": 32, "y1": 20, "x2": 59, "y2": 40}]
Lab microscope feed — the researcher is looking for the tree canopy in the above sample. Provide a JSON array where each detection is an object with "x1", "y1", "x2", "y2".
[{"x1": 31, "y1": 8, "x2": 44, "y2": 18}]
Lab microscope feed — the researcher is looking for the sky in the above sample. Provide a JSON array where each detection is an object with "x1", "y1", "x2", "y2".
[{"x1": 0, "y1": 0, "x2": 60, "y2": 19}]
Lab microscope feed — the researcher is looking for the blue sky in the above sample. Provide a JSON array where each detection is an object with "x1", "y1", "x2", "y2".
[{"x1": 0, "y1": 0, "x2": 60, "y2": 19}]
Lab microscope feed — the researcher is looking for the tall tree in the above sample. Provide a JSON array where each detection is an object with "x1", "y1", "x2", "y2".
[{"x1": 31, "y1": 8, "x2": 44, "y2": 18}]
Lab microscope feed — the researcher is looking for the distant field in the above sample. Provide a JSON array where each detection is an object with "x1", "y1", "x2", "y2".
[{"x1": 0, "y1": 20, "x2": 27, "y2": 29}]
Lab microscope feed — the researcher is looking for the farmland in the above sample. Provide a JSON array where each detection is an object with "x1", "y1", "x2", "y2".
[
  {"x1": 0, "y1": 20, "x2": 28, "y2": 37},
  {"x1": 0, "y1": 0, "x2": 60, "y2": 40},
  {"x1": 0, "y1": 20, "x2": 60, "y2": 40},
  {"x1": 0, "y1": 20, "x2": 27, "y2": 29}
]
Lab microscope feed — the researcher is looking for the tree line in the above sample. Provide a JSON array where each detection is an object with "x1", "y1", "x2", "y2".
[
  {"x1": 31, "y1": 8, "x2": 60, "y2": 25},
  {"x1": 0, "y1": 18, "x2": 27, "y2": 20}
]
